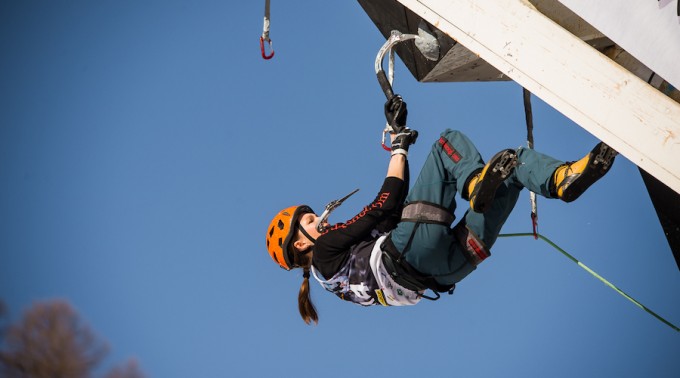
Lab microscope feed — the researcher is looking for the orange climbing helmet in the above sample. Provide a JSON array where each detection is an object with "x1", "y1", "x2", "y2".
[{"x1": 266, "y1": 205, "x2": 314, "y2": 270}]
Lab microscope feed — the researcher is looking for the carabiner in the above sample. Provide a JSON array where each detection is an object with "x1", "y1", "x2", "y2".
[
  {"x1": 381, "y1": 127, "x2": 392, "y2": 151},
  {"x1": 260, "y1": 36, "x2": 275, "y2": 60}
]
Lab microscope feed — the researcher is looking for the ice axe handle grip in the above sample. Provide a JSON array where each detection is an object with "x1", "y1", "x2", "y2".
[{"x1": 377, "y1": 70, "x2": 394, "y2": 100}]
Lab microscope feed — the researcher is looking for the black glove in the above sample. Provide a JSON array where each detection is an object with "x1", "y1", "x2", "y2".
[
  {"x1": 391, "y1": 128, "x2": 418, "y2": 156},
  {"x1": 384, "y1": 95, "x2": 408, "y2": 132}
]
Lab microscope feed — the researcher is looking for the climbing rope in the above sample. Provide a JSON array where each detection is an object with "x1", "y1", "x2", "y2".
[
  {"x1": 260, "y1": 0, "x2": 275, "y2": 60},
  {"x1": 522, "y1": 88, "x2": 539, "y2": 239},
  {"x1": 498, "y1": 232, "x2": 679, "y2": 332}
]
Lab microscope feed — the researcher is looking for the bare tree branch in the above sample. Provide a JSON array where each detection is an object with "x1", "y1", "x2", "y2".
[{"x1": 0, "y1": 300, "x2": 108, "y2": 378}]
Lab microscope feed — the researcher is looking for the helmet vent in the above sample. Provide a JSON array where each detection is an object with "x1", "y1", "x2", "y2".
[
  {"x1": 277, "y1": 220, "x2": 285, "y2": 230},
  {"x1": 278, "y1": 237, "x2": 283, "y2": 247},
  {"x1": 268, "y1": 226, "x2": 274, "y2": 237}
]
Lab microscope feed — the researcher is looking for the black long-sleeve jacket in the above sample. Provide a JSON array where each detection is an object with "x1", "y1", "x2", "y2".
[
  {"x1": 310, "y1": 173, "x2": 422, "y2": 306},
  {"x1": 313, "y1": 176, "x2": 407, "y2": 278}
]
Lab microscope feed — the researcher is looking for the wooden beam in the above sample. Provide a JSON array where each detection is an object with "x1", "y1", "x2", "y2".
[{"x1": 397, "y1": 0, "x2": 680, "y2": 194}]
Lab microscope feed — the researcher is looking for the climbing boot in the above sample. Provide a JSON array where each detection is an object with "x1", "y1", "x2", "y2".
[
  {"x1": 551, "y1": 142, "x2": 618, "y2": 202},
  {"x1": 468, "y1": 149, "x2": 518, "y2": 213}
]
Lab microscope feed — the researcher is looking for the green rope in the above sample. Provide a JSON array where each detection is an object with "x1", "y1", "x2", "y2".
[{"x1": 499, "y1": 232, "x2": 680, "y2": 332}]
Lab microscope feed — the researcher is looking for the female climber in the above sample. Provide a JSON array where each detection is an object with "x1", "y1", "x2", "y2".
[{"x1": 265, "y1": 96, "x2": 617, "y2": 324}]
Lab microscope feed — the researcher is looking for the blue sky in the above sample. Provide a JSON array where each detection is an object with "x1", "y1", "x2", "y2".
[{"x1": 1, "y1": 1, "x2": 678, "y2": 377}]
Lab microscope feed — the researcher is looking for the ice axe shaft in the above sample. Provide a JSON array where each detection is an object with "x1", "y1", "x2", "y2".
[{"x1": 377, "y1": 70, "x2": 394, "y2": 100}]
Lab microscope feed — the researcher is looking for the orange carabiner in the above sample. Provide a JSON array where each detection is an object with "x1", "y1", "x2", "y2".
[{"x1": 260, "y1": 36, "x2": 274, "y2": 60}]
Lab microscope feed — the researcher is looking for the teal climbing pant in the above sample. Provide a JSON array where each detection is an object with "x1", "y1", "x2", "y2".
[{"x1": 390, "y1": 129, "x2": 564, "y2": 286}]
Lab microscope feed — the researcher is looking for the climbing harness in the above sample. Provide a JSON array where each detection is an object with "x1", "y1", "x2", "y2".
[
  {"x1": 381, "y1": 235, "x2": 455, "y2": 300},
  {"x1": 522, "y1": 88, "x2": 539, "y2": 239},
  {"x1": 375, "y1": 23, "x2": 440, "y2": 151},
  {"x1": 316, "y1": 188, "x2": 360, "y2": 233},
  {"x1": 401, "y1": 201, "x2": 454, "y2": 226},
  {"x1": 382, "y1": 202, "x2": 492, "y2": 301},
  {"x1": 260, "y1": 0, "x2": 274, "y2": 60},
  {"x1": 401, "y1": 201, "x2": 492, "y2": 268},
  {"x1": 499, "y1": 232, "x2": 679, "y2": 332},
  {"x1": 382, "y1": 201, "x2": 459, "y2": 300}
]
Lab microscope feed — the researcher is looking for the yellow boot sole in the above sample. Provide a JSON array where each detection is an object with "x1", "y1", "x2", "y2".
[
  {"x1": 470, "y1": 149, "x2": 518, "y2": 213},
  {"x1": 555, "y1": 142, "x2": 618, "y2": 202}
]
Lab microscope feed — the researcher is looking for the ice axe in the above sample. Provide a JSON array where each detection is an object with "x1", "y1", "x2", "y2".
[
  {"x1": 374, "y1": 22, "x2": 440, "y2": 100},
  {"x1": 316, "y1": 188, "x2": 360, "y2": 233}
]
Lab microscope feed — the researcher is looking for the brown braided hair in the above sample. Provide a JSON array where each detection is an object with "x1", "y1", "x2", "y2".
[{"x1": 292, "y1": 247, "x2": 318, "y2": 325}]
